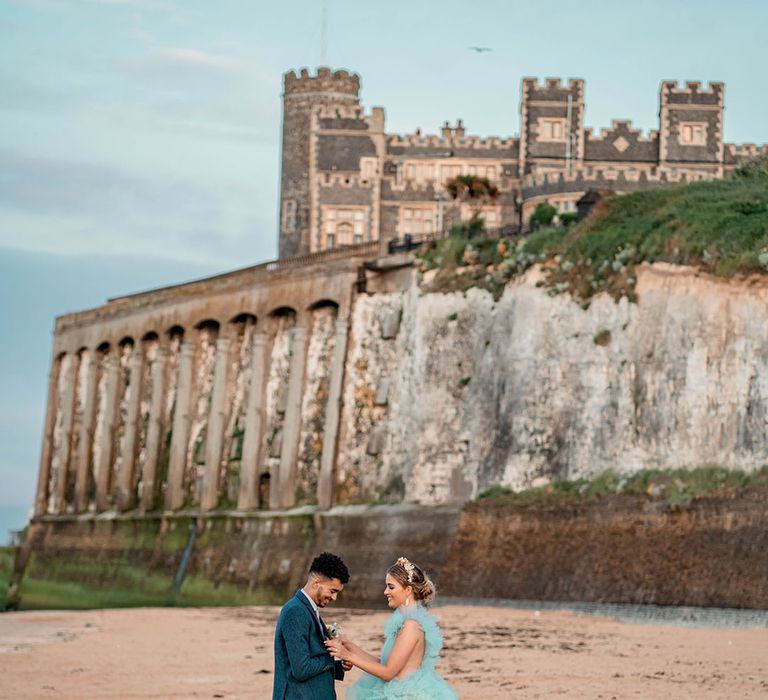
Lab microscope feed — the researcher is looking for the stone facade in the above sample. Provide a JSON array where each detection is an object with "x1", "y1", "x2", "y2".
[{"x1": 278, "y1": 70, "x2": 767, "y2": 254}]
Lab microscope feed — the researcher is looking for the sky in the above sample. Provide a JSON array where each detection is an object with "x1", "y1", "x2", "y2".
[{"x1": 1, "y1": 0, "x2": 766, "y2": 539}]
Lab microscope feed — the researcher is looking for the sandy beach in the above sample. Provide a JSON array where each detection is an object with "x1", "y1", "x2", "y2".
[{"x1": 0, "y1": 604, "x2": 766, "y2": 699}]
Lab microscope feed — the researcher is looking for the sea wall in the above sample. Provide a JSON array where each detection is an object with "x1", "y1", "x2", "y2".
[
  {"x1": 440, "y1": 488, "x2": 768, "y2": 608},
  {"x1": 6, "y1": 506, "x2": 460, "y2": 610},
  {"x1": 7, "y1": 489, "x2": 768, "y2": 610}
]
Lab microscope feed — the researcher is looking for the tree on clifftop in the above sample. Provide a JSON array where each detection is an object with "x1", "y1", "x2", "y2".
[
  {"x1": 445, "y1": 174, "x2": 500, "y2": 236},
  {"x1": 529, "y1": 201, "x2": 557, "y2": 231}
]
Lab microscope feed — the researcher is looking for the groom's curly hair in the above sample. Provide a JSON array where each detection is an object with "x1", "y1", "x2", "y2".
[{"x1": 309, "y1": 552, "x2": 350, "y2": 584}]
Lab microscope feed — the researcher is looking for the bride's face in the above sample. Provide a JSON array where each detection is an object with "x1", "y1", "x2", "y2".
[{"x1": 383, "y1": 573, "x2": 412, "y2": 609}]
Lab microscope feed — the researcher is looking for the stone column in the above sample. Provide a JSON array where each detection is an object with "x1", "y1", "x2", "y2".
[
  {"x1": 140, "y1": 346, "x2": 168, "y2": 512},
  {"x1": 52, "y1": 354, "x2": 78, "y2": 514},
  {"x1": 34, "y1": 355, "x2": 62, "y2": 515},
  {"x1": 277, "y1": 324, "x2": 309, "y2": 509},
  {"x1": 95, "y1": 353, "x2": 120, "y2": 511},
  {"x1": 201, "y1": 336, "x2": 232, "y2": 511},
  {"x1": 317, "y1": 317, "x2": 348, "y2": 510},
  {"x1": 165, "y1": 342, "x2": 195, "y2": 511},
  {"x1": 237, "y1": 332, "x2": 269, "y2": 510},
  {"x1": 116, "y1": 347, "x2": 145, "y2": 511},
  {"x1": 74, "y1": 351, "x2": 99, "y2": 512}
]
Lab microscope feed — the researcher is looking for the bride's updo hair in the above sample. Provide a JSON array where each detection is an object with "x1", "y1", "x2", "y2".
[{"x1": 387, "y1": 557, "x2": 436, "y2": 606}]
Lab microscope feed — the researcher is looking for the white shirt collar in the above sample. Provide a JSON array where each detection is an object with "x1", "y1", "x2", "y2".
[{"x1": 300, "y1": 588, "x2": 319, "y2": 615}]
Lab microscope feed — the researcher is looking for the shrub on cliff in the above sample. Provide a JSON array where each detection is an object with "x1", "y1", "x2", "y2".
[
  {"x1": 545, "y1": 152, "x2": 768, "y2": 298},
  {"x1": 418, "y1": 153, "x2": 768, "y2": 302},
  {"x1": 529, "y1": 201, "x2": 557, "y2": 230}
]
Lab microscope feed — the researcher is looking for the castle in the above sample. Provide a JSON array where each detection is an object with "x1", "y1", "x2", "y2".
[
  {"x1": 278, "y1": 68, "x2": 764, "y2": 257},
  {"x1": 26, "y1": 68, "x2": 767, "y2": 523}
]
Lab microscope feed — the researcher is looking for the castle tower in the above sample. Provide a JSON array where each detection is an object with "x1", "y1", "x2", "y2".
[
  {"x1": 519, "y1": 78, "x2": 585, "y2": 177},
  {"x1": 658, "y1": 81, "x2": 724, "y2": 173},
  {"x1": 279, "y1": 67, "x2": 361, "y2": 258}
]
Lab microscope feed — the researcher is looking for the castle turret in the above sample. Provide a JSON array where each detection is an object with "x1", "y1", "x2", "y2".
[
  {"x1": 279, "y1": 68, "x2": 361, "y2": 258},
  {"x1": 658, "y1": 81, "x2": 724, "y2": 172},
  {"x1": 519, "y1": 77, "x2": 585, "y2": 176}
]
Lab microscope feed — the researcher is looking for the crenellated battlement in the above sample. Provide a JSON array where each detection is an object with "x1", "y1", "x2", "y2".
[
  {"x1": 661, "y1": 80, "x2": 724, "y2": 105},
  {"x1": 522, "y1": 77, "x2": 584, "y2": 100},
  {"x1": 317, "y1": 104, "x2": 364, "y2": 119},
  {"x1": 284, "y1": 66, "x2": 360, "y2": 96},
  {"x1": 318, "y1": 172, "x2": 375, "y2": 188},
  {"x1": 522, "y1": 166, "x2": 711, "y2": 198},
  {"x1": 386, "y1": 132, "x2": 516, "y2": 150},
  {"x1": 584, "y1": 120, "x2": 658, "y2": 143},
  {"x1": 316, "y1": 104, "x2": 386, "y2": 134},
  {"x1": 725, "y1": 143, "x2": 768, "y2": 158}
]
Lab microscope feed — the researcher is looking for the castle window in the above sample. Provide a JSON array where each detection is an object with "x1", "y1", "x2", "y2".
[
  {"x1": 440, "y1": 164, "x2": 463, "y2": 185},
  {"x1": 402, "y1": 162, "x2": 438, "y2": 184},
  {"x1": 336, "y1": 222, "x2": 354, "y2": 246},
  {"x1": 538, "y1": 118, "x2": 567, "y2": 143},
  {"x1": 400, "y1": 206, "x2": 436, "y2": 237},
  {"x1": 361, "y1": 157, "x2": 377, "y2": 181},
  {"x1": 320, "y1": 205, "x2": 370, "y2": 251},
  {"x1": 282, "y1": 199, "x2": 297, "y2": 232},
  {"x1": 460, "y1": 204, "x2": 501, "y2": 227},
  {"x1": 679, "y1": 122, "x2": 707, "y2": 146}
]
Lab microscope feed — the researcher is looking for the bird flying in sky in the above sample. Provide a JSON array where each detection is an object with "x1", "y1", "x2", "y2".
[{"x1": 469, "y1": 46, "x2": 493, "y2": 53}]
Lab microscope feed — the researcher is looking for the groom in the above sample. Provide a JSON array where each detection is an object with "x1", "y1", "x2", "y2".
[{"x1": 272, "y1": 552, "x2": 352, "y2": 699}]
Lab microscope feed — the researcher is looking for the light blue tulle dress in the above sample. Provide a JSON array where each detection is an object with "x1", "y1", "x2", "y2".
[{"x1": 346, "y1": 605, "x2": 458, "y2": 699}]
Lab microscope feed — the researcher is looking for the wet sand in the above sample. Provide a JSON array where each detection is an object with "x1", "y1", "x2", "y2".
[{"x1": 0, "y1": 604, "x2": 766, "y2": 699}]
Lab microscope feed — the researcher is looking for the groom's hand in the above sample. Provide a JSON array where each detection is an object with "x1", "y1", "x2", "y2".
[{"x1": 341, "y1": 660, "x2": 353, "y2": 672}]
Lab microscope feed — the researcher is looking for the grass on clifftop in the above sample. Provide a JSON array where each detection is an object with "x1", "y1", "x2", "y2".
[
  {"x1": 418, "y1": 154, "x2": 768, "y2": 302},
  {"x1": 477, "y1": 465, "x2": 768, "y2": 508}
]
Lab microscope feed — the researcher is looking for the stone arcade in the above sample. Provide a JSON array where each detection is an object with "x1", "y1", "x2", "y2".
[{"x1": 34, "y1": 247, "x2": 384, "y2": 519}]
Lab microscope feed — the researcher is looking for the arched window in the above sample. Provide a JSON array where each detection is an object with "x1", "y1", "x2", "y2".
[{"x1": 320, "y1": 206, "x2": 369, "y2": 250}]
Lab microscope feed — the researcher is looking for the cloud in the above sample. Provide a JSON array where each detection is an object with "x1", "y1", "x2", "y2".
[
  {"x1": 9, "y1": 0, "x2": 184, "y2": 11},
  {"x1": 158, "y1": 47, "x2": 241, "y2": 70},
  {"x1": 0, "y1": 147, "x2": 207, "y2": 217},
  {"x1": 87, "y1": 0, "x2": 178, "y2": 8},
  {"x1": 0, "y1": 148, "x2": 276, "y2": 266},
  {"x1": 0, "y1": 74, "x2": 73, "y2": 112}
]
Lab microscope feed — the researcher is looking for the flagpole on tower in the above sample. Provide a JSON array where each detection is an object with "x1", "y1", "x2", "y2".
[{"x1": 320, "y1": 0, "x2": 328, "y2": 65}]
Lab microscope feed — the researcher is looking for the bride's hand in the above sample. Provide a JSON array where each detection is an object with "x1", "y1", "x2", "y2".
[{"x1": 325, "y1": 638, "x2": 351, "y2": 661}]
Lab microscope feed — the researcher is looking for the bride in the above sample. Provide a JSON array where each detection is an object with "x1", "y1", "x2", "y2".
[{"x1": 324, "y1": 557, "x2": 457, "y2": 699}]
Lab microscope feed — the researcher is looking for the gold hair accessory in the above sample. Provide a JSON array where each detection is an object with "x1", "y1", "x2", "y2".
[{"x1": 396, "y1": 556, "x2": 415, "y2": 583}]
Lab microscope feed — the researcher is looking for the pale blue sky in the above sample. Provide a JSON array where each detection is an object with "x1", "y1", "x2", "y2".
[{"x1": 1, "y1": 0, "x2": 766, "y2": 536}]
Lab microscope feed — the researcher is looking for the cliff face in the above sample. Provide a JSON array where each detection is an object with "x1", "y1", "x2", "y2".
[{"x1": 337, "y1": 263, "x2": 768, "y2": 504}]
